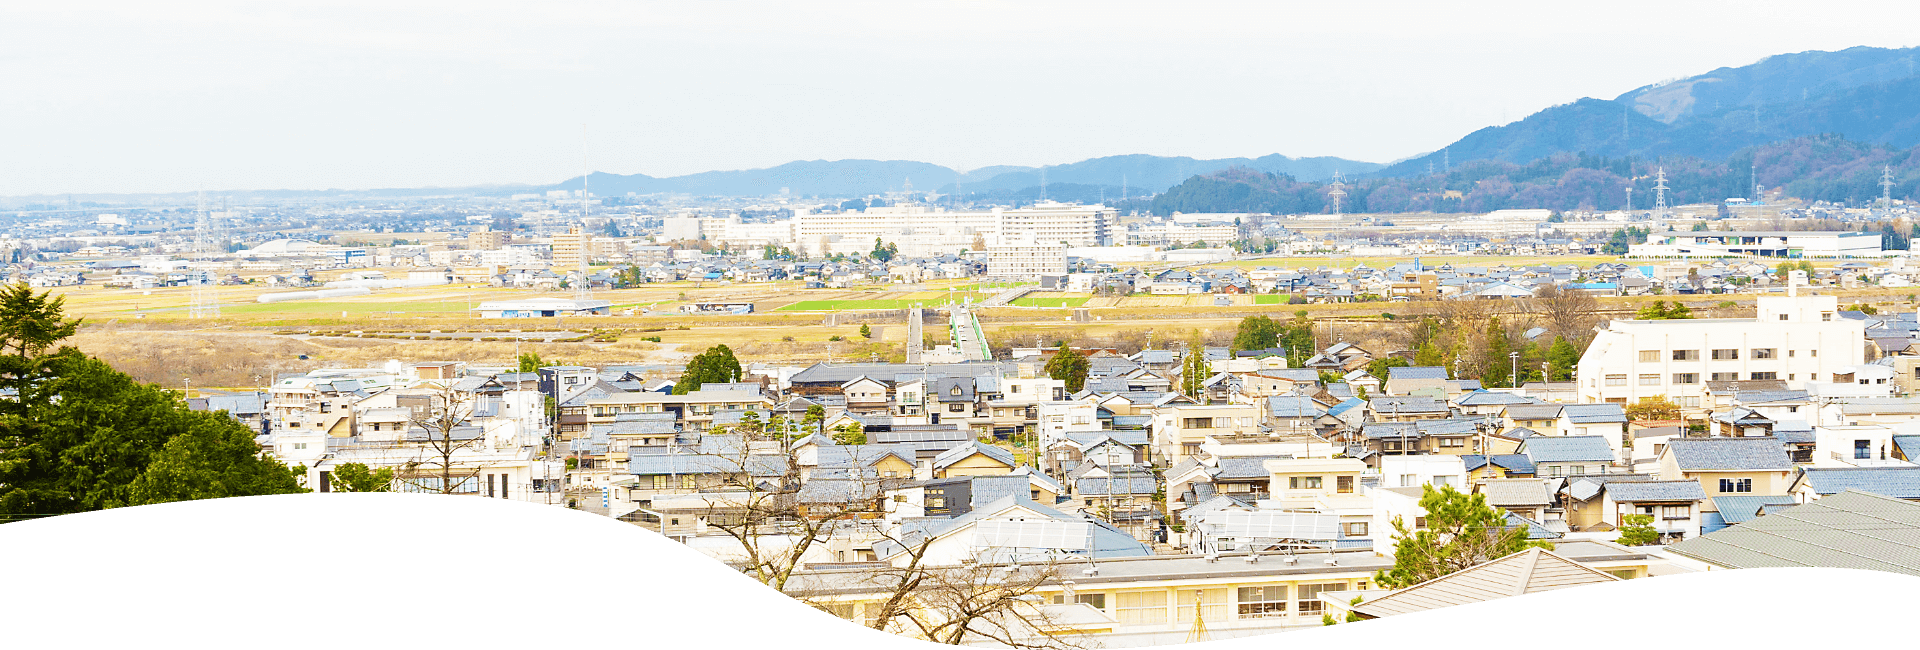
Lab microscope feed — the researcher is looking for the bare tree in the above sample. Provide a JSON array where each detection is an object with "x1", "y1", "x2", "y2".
[
  {"x1": 398, "y1": 381, "x2": 490, "y2": 494},
  {"x1": 1529, "y1": 282, "x2": 1601, "y2": 346},
  {"x1": 699, "y1": 423, "x2": 891, "y2": 592},
  {"x1": 885, "y1": 559, "x2": 1085, "y2": 648}
]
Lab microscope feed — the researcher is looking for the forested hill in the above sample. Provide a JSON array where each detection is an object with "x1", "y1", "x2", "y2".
[
  {"x1": 1150, "y1": 135, "x2": 1920, "y2": 216},
  {"x1": 1376, "y1": 46, "x2": 1920, "y2": 179}
]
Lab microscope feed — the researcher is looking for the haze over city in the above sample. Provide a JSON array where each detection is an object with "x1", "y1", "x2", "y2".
[{"x1": 8, "y1": 0, "x2": 1920, "y2": 195}]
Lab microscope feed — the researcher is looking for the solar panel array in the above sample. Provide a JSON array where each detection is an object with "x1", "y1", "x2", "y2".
[
  {"x1": 973, "y1": 519, "x2": 1093, "y2": 551},
  {"x1": 1201, "y1": 510, "x2": 1340, "y2": 540}
]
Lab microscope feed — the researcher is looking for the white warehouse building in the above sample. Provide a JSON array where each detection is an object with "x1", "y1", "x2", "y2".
[
  {"x1": 1627, "y1": 231, "x2": 1885, "y2": 259},
  {"x1": 1575, "y1": 292, "x2": 1866, "y2": 409}
]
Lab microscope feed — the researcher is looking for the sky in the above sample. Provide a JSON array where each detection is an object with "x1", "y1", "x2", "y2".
[{"x1": 6, "y1": 0, "x2": 1920, "y2": 196}]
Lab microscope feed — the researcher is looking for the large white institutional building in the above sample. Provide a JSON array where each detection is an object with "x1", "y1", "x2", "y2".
[
  {"x1": 692, "y1": 201, "x2": 1117, "y2": 259},
  {"x1": 1575, "y1": 292, "x2": 1867, "y2": 408}
]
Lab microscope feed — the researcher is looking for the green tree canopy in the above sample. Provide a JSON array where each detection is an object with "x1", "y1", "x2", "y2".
[
  {"x1": 1546, "y1": 336, "x2": 1580, "y2": 382},
  {"x1": 0, "y1": 282, "x2": 81, "y2": 357},
  {"x1": 1374, "y1": 484, "x2": 1552, "y2": 588},
  {"x1": 0, "y1": 283, "x2": 304, "y2": 519},
  {"x1": 674, "y1": 344, "x2": 742, "y2": 394},
  {"x1": 329, "y1": 462, "x2": 396, "y2": 492},
  {"x1": 1043, "y1": 343, "x2": 1089, "y2": 392},
  {"x1": 517, "y1": 351, "x2": 547, "y2": 373},
  {"x1": 1231, "y1": 315, "x2": 1280, "y2": 351},
  {"x1": 1617, "y1": 514, "x2": 1660, "y2": 546},
  {"x1": 1636, "y1": 300, "x2": 1694, "y2": 320}
]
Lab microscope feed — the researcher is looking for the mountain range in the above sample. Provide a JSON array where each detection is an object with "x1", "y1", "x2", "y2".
[
  {"x1": 1373, "y1": 46, "x2": 1920, "y2": 178},
  {"x1": 551, "y1": 153, "x2": 1381, "y2": 199}
]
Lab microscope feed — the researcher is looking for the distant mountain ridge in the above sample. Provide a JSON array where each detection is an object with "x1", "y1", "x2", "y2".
[
  {"x1": 551, "y1": 152, "x2": 1382, "y2": 199},
  {"x1": 1375, "y1": 46, "x2": 1920, "y2": 178}
]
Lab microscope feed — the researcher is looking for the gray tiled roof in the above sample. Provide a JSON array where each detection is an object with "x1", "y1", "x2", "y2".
[
  {"x1": 931, "y1": 441, "x2": 1017, "y2": 470},
  {"x1": 1480, "y1": 479, "x2": 1552, "y2": 507},
  {"x1": 1605, "y1": 480, "x2": 1708, "y2": 502},
  {"x1": 1075, "y1": 475, "x2": 1159, "y2": 495},
  {"x1": 1388, "y1": 366, "x2": 1448, "y2": 380},
  {"x1": 1666, "y1": 437, "x2": 1792, "y2": 471},
  {"x1": 1562, "y1": 404, "x2": 1627, "y2": 424},
  {"x1": 1372, "y1": 396, "x2": 1449, "y2": 414},
  {"x1": 1520, "y1": 436, "x2": 1614, "y2": 463}
]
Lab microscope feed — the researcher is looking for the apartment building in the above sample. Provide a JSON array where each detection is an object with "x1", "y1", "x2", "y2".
[
  {"x1": 1151, "y1": 403, "x2": 1260, "y2": 463},
  {"x1": 985, "y1": 236, "x2": 1068, "y2": 279},
  {"x1": 789, "y1": 202, "x2": 1116, "y2": 258},
  {"x1": 1576, "y1": 293, "x2": 1865, "y2": 408},
  {"x1": 551, "y1": 225, "x2": 587, "y2": 270}
]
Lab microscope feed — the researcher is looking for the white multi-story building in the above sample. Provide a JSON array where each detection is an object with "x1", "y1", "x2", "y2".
[
  {"x1": 1628, "y1": 230, "x2": 1885, "y2": 258},
  {"x1": 790, "y1": 201, "x2": 1116, "y2": 258},
  {"x1": 1576, "y1": 292, "x2": 1866, "y2": 408},
  {"x1": 985, "y1": 236, "x2": 1067, "y2": 279}
]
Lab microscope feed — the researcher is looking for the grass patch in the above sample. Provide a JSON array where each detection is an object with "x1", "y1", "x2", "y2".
[{"x1": 1254, "y1": 294, "x2": 1284, "y2": 305}]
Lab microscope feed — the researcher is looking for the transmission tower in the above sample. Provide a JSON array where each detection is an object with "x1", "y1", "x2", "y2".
[
  {"x1": 576, "y1": 126, "x2": 594, "y2": 302},
  {"x1": 1327, "y1": 171, "x2": 1348, "y2": 217},
  {"x1": 1652, "y1": 167, "x2": 1671, "y2": 223},
  {"x1": 189, "y1": 191, "x2": 219, "y2": 318},
  {"x1": 1882, "y1": 165, "x2": 1897, "y2": 212}
]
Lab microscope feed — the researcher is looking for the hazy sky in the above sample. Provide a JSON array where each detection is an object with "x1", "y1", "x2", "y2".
[{"x1": 7, "y1": 1, "x2": 1920, "y2": 195}]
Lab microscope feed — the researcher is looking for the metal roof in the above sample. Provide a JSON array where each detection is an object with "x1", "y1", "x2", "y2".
[
  {"x1": 1352, "y1": 547, "x2": 1619, "y2": 619},
  {"x1": 1667, "y1": 490, "x2": 1920, "y2": 577},
  {"x1": 1709, "y1": 495, "x2": 1797, "y2": 525}
]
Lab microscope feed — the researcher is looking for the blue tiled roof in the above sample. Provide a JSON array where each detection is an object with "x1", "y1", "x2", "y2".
[
  {"x1": 1667, "y1": 437, "x2": 1792, "y2": 471},
  {"x1": 1461, "y1": 454, "x2": 1536, "y2": 474},
  {"x1": 1710, "y1": 495, "x2": 1797, "y2": 525},
  {"x1": 1605, "y1": 480, "x2": 1708, "y2": 502},
  {"x1": 1563, "y1": 404, "x2": 1628, "y2": 424},
  {"x1": 1795, "y1": 467, "x2": 1920, "y2": 499}
]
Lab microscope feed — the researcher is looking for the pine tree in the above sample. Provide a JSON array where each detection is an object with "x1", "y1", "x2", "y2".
[
  {"x1": 1044, "y1": 343, "x2": 1089, "y2": 392},
  {"x1": 1546, "y1": 336, "x2": 1580, "y2": 381}
]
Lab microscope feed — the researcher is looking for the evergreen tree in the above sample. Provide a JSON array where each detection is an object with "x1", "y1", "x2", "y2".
[
  {"x1": 1374, "y1": 484, "x2": 1553, "y2": 588},
  {"x1": 1231, "y1": 315, "x2": 1279, "y2": 352},
  {"x1": 1546, "y1": 336, "x2": 1580, "y2": 381},
  {"x1": 674, "y1": 344, "x2": 742, "y2": 394},
  {"x1": 1483, "y1": 317, "x2": 1512, "y2": 388},
  {"x1": 0, "y1": 283, "x2": 304, "y2": 519},
  {"x1": 1043, "y1": 343, "x2": 1089, "y2": 392}
]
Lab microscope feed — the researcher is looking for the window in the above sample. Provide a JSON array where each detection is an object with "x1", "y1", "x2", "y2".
[
  {"x1": 1678, "y1": 396, "x2": 1702, "y2": 408},
  {"x1": 1297, "y1": 583, "x2": 1339, "y2": 614},
  {"x1": 1115, "y1": 591, "x2": 1167, "y2": 626},
  {"x1": 1571, "y1": 465, "x2": 1587, "y2": 475},
  {"x1": 1605, "y1": 374, "x2": 1628, "y2": 387},
  {"x1": 1237, "y1": 586, "x2": 1288, "y2": 618},
  {"x1": 1779, "y1": 314, "x2": 1791, "y2": 321},
  {"x1": 1399, "y1": 474, "x2": 1417, "y2": 487},
  {"x1": 1441, "y1": 437, "x2": 1464, "y2": 447},
  {"x1": 1183, "y1": 417, "x2": 1213, "y2": 429},
  {"x1": 928, "y1": 497, "x2": 947, "y2": 509},
  {"x1": 651, "y1": 475, "x2": 668, "y2": 490},
  {"x1": 1712, "y1": 349, "x2": 1739, "y2": 360},
  {"x1": 1752, "y1": 348, "x2": 1776, "y2": 359},
  {"x1": 293, "y1": 442, "x2": 307, "y2": 450},
  {"x1": 1661, "y1": 505, "x2": 1689, "y2": 520},
  {"x1": 1856, "y1": 440, "x2": 1873, "y2": 460},
  {"x1": 1609, "y1": 569, "x2": 1639, "y2": 580},
  {"x1": 1788, "y1": 349, "x2": 1796, "y2": 357},
  {"x1": 1750, "y1": 372, "x2": 1778, "y2": 380},
  {"x1": 1718, "y1": 478, "x2": 1753, "y2": 493},
  {"x1": 1811, "y1": 349, "x2": 1818, "y2": 357},
  {"x1": 1053, "y1": 593, "x2": 1106, "y2": 610},
  {"x1": 1638, "y1": 350, "x2": 1660, "y2": 363},
  {"x1": 1548, "y1": 466, "x2": 1563, "y2": 477},
  {"x1": 1289, "y1": 476, "x2": 1323, "y2": 489},
  {"x1": 1432, "y1": 475, "x2": 1453, "y2": 488},
  {"x1": 1711, "y1": 372, "x2": 1739, "y2": 382},
  {"x1": 1639, "y1": 374, "x2": 1661, "y2": 386},
  {"x1": 1337, "y1": 476, "x2": 1354, "y2": 493},
  {"x1": 1672, "y1": 373, "x2": 1699, "y2": 384},
  {"x1": 681, "y1": 475, "x2": 696, "y2": 489},
  {"x1": 948, "y1": 403, "x2": 964, "y2": 413},
  {"x1": 892, "y1": 494, "x2": 906, "y2": 502},
  {"x1": 1176, "y1": 588, "x2": 1227, "y2": 624},
  {"x1": 1672, "y1": 350, "x2": 1699, "y2": 361},
  {"x1": 1821, "y1": 312, "x2": 1833, "y2": 321},
  {"x1": 1343, "y1": 521, "x2": 1369, "y2": 537}
]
